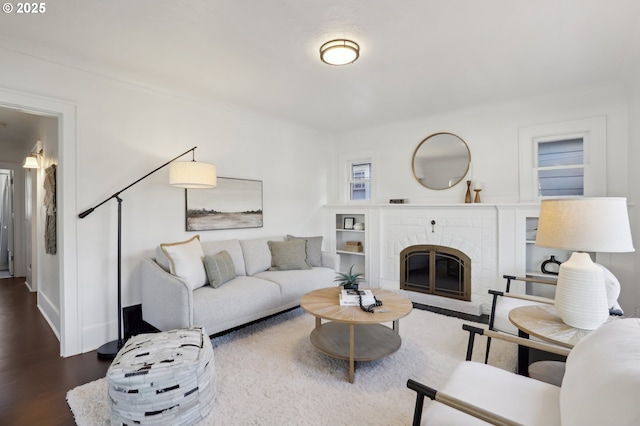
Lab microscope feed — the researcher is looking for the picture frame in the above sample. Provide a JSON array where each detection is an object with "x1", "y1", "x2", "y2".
[
  {"x1": 185, "y1": 177, "x2": 263, "y2": 231},
  {"x1": 343, "y1": 217, "x2": 355, "y2": 230}
]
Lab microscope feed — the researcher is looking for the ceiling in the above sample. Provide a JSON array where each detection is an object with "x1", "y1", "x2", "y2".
[{"x1": 1, "y1": 0, "x2": 640, "y2": 134}]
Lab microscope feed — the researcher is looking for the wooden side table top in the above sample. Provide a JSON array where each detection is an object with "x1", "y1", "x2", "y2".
[
  {"x1": 300, "y1": 287, "x2": 413, "y2": 324},
  {"x1": 508, "y1": 304, "x2": 611, "y2": 348}
]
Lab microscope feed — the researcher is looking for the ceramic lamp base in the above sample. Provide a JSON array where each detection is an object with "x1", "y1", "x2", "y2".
[{"x1": 555, "y1": 252, "x2": 609, "y2": 330}]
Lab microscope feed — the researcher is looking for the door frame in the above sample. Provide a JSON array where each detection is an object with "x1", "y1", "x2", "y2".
[{"x1": 0, "y1": 87, "x2": 80, "y2": 357}]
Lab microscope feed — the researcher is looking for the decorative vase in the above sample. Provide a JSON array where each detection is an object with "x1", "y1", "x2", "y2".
[
  {"x1": 473, "y1": 189, "x2": 482, "y2": 203},
  {"x1": 464, "y1": 180, "x2": 472, "y2": 203},
  {"x1": 541, "y1": 255, "x2": 561, "y2": 275},
  {"x1": 555, "y1": 252, "x2": 609, "y2": 330}
]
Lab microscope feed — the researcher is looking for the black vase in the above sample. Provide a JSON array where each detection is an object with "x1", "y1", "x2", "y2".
[
  {"x1": 343, "y1": 283, "x2": 359, "y2": 291},
  {"x1": 541, "y1": 255, "x2": 561, "y2": 275}
]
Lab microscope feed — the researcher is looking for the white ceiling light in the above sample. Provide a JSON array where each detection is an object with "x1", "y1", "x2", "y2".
[{"x1": 320, "y1": 39, "x2": 360, "y2": 66}]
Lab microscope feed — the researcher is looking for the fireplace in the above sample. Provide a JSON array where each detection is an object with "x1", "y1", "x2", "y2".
[{"x1": 400, "y1": 245, "x2": 471, "y2": 301}]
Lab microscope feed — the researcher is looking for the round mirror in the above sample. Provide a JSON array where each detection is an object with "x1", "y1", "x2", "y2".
[{"x1": 412, "y1": 132, "x2": 471, "y2": 190}]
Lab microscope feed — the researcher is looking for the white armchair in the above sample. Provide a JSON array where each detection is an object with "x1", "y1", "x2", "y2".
[{"x1": 408, "y1": 318, "x2": 640, "y2": 426}]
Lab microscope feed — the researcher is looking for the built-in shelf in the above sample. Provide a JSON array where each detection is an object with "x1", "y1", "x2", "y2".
[
  {"x1": 336, "y1": 250, "x2": 365, "y2": 256},
  {"x1": 334, "y1": 213, "x2": 367, "y2": 278}
]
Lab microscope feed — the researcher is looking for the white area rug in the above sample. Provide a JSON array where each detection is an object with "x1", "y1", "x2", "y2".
[{"x1": 67, "y1": 308, "x2": 516, "y2": 425}]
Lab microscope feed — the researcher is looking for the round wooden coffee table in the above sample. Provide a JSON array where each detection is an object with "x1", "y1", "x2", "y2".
[{"x1": 300, "y1": 287, "x2": 413, "y2": 383}]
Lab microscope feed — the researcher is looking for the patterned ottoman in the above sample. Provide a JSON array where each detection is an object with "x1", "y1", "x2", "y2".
[{"x1": 107, "y1": 327, "x2": 215, "y2": 425}]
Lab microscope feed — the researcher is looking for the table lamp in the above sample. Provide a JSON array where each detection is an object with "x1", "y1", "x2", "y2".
[{"x1": 536, "y1": 197, "x2": 634, "y2": 330}]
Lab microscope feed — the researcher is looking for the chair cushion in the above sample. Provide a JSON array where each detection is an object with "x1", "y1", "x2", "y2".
[
  {"x1": 203, "y1": 250, "x2": 236, "y2": 288},
  {"x1": 422, "y1": 361, "x2": 561, "y2": 425},
  {"x1": 493, "y1": 296, "x2": 545, "y2": 335},
  {"x1": 560, "y1": 318, "x2": 640, "y2": 426},
  {"x1": 159, "y1": 235, "x2": 207, "y2": 290}
]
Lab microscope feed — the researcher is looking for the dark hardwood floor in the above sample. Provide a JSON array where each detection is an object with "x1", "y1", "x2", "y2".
[{"x1": 0, "y1": 276, "x2": 110, "y2": 425}]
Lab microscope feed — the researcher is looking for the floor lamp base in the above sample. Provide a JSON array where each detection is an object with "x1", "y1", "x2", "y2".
[{"x1": 97, "y1": 339, "x2": 123, "y2": 360}]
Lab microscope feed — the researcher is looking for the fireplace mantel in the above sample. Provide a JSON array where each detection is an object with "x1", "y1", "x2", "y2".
[{"x1": 325, "y1": 203, "x2": 543, "y2": 316}]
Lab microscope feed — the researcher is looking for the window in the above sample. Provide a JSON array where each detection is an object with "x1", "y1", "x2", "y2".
[
  {"x1": 536, "y1": 138, "x2": 584, "y2": 197},
  {"x1": 518, "y1": 116, "x2": 606, "y2": 201},
  {"x1": 350, "y1": 161, "x2": 371, "y2": 201}
]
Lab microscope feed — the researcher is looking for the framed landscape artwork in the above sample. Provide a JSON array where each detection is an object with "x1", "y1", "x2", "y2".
[{"x1": 185, "y1": 177, "x2": 263, "y2": 231}]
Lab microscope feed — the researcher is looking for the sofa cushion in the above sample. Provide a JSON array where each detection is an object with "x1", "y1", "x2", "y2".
[
  {"x1": 560, "y1": 318, "x2": 640, "y2": 426},
  {"x1": 287, "y1": 235, "x2": 323, "y2": 267},
  {"x1": 240, "y1": 236, "x2": 285, "y2": 275},
  {"x1": 204, "y1": 250, "x2": 236, "y2": 288},
  {"x1": 423, "y1": 361, "x2": 561, "y2": 425},
  {"x1": 268, "y1": 239, "x2": 311, "y2": 271},
  {"x1": 201, "y1": 239, "x2": 246, "y2": 276},
  {"x1": 159, "y1": 235, "x2": 207, "y2": 290},
  {"x1": 255, "y1": 267, "x2": 335, "y2": 304},
  {"x1": 192, "y1": 276, "x2": 283, "y2": 335}
]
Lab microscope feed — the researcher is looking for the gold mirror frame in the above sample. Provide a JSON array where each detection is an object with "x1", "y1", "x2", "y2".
[{"x1": 412, "y1": 132, "x2": 471, "y2": 190}]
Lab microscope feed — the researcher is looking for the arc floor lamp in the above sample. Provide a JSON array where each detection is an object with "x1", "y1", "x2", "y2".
[{"x1": 78, "y1": 146, "x2": 216, "y2": 359}]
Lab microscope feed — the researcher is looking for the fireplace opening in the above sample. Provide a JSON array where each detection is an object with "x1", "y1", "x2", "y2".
[{"x1": 400, "y1": 245, "x2": 471, "y2": 301}]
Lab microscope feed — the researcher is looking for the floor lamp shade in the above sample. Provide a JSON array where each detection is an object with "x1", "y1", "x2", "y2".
[
  {"x1": 169, "y1": 161, "x2": 217, "y2": 188},
  {"x1": 536, "y1": 198, "x2": 634, "y2": 329}
]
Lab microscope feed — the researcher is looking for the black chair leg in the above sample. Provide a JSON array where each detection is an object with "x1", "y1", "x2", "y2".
[{"x1": 484, "y1": 336, "x2": 492, "y2": 364}]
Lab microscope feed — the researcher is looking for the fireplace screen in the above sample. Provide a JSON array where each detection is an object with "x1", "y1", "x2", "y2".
[{"x1": 400, "y1": 245, "x2": 471, "y2": 301}]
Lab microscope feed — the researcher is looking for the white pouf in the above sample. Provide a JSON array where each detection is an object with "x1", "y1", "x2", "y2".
[{"x1": 107, "y1": 327, "x2": 215, "y2": 425}]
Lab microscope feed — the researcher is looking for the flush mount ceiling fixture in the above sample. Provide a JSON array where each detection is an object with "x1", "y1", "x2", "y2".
[{"x1": 319, "y1": 39, "x2": 360, "y2": 66}]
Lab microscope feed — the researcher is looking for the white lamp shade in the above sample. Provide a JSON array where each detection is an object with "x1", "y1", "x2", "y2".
[
  {"x1": 23, "y1": 155, "x2": 39, "y2": 168},
  {"x1": 536, "y1": 197, "x2": 634, "y2": 253},
  {"x1": 169, "y1": 161, "x2": 217, "y2": 189}
]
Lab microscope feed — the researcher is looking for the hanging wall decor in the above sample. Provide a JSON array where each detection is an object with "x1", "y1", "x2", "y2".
[
  {"x1": 44, "y1": 164, "x2": 57, "y2": 254},
  {"x1": 185, "y1": 177, "x2": 263, "y2": 231}
]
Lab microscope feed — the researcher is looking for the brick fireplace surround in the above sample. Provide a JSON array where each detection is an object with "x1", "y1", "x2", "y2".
[{"x1": 380, "y1": 205, "x2": 497, "y2": 316}]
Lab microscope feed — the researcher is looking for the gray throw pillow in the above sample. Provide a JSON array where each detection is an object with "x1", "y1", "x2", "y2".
[
  {"x1": 268, "y1": 239, "x2": 311, "y2": 271},
  {"x1": 287, "y1": 235, "x2": 323, "y2": 267},
  {"x1": 203, "y1": 250, "x2": 236, "y2": 288}
]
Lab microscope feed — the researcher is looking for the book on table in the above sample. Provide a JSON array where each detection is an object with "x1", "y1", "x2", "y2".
[{"x1": 340, "y1": 289, "x2": 376, "y2": 306}]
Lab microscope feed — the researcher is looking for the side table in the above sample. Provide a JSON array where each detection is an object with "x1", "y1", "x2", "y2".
[{"x1": 509, "y1": 304, "x2": 616, "y2": 375}]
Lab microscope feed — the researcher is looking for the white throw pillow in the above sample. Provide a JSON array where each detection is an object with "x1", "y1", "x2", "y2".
[
  {"x1": 560, "y1": 318, "x2": 640, "y2": 426},
  {"x1": 160, "y1": 235, "x2": 207, "y2": 290}
]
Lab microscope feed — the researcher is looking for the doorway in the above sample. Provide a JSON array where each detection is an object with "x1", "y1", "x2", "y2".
[
  {"x1": 0, "y1": 169, "x2": 13, "y2": 278},
  {"x1": 0, "y1": 90, "x2": 79, "y2": 357}
]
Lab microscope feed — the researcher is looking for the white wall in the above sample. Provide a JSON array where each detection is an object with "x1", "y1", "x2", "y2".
[
  {"x1": 29, "y1": 118, "x2": 60, "y2": 334},
  {"x1": 0, "y1": 47, "x2": 334, "y2": 354},
  {"x1": 333, "y1": 83, "x2": 629, "y2": 204},
  {"x1": 333, "y1": 83, "x2": 637, "y2": 315},
  {"x1": 626, "y1": 75, "x2": 640, "y2": 317}
]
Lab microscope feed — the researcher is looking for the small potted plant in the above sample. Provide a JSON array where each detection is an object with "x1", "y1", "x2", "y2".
[{"x1": 334, "y1": 265, "x2": 364, "y2": 291}]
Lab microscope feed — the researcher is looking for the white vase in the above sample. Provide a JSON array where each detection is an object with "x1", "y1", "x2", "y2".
[{"x1": 555, "y1": 252, "x2": 609, "y2": 330}]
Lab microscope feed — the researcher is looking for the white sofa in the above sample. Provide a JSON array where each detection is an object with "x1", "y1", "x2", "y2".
[{"x1": 140, "y1": 235, "x2": 339, "y2": 336}]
